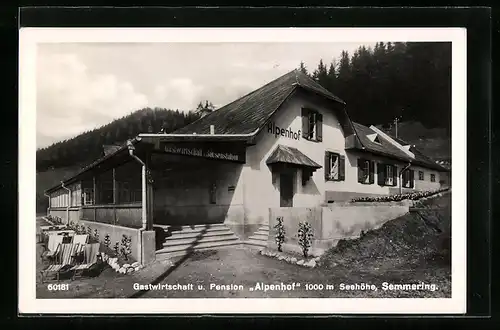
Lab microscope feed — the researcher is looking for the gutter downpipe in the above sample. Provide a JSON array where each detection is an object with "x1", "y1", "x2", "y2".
[
  {"x1": 43, "y1": 191, "x2": 51, "y2": 217},
  {"x1": 61, "y1": 181, "x2": 71, "y2": 225},
  {"x1": 127, "y1": 140, "x2": 147, "y2": 265},
  {"x1": 399, "y1": 162, "x2": 412, "y2": 194}
]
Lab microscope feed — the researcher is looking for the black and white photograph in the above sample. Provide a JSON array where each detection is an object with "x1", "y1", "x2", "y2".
[{"x1": 19, "y1": 27, "x2": 467, "y2": 314}]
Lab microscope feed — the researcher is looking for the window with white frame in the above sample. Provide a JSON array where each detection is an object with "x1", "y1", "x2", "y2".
[
  {"x1": 83, "y1": 188, "x2": 94, "y2": 205},
  {"x1": 402, "y1": 169, "x2": 414, "y2": 188},
  {"x1": 302, "y1": 108, "x2": 323, "y2": 142},
  {"x1": 325, "y1": 152, "x2": 345, "y2": 181},
  {"x1": 358, "y1": 158, "x2": 374, "y2": 184},
  {"x1": 418, "y1": 171, "x2": 424, "y2": 180},
  {"x1": 308, "y1": 112, "x2": 317, "y2": 140},
  {"x1": 431, "y1": 174, "x2": 436, "y2": 182},
  {"x1": 386, "y1": 165, "x2": 394, "y2": 186}
]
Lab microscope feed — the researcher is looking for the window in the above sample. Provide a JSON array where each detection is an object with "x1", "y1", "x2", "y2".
[
  {"x1": 386, "y1": 165, "x2": 394, "y2": 186},
  {"x1": 431, "y1": 174, "x2": 436, "y2": 182},
  {"x1": 325, "y1": 152, "x2": 345, "y2": 181},
  {"x1": 209, "y1": 181, "x2": 217, "y2": 204},
  {"x1": 418, "y1": 171, "x2": 424, "y2": 180},
  {"x1": 402, "y1": 169, "x2": 415, "y2": 188},
  {"x1": 377, "y1": 163, "x2": 397, "y2": 186},
  {"x1": 302, "y1": 108, "x2": 323, "y2": 142},
  {"x1": 83, "y1": 188, "x2": 94, "y2": 205},
  {"x1": 308, "y1": 112, "x2": 317, "y2": 140},
  {"x1": 358, "y1": 158, "x2": 374, "y2": 184}
]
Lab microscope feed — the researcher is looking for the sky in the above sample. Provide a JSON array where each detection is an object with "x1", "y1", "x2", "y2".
[{"x1": 36, "y1": 42, "x2": 375, "y2": 149}]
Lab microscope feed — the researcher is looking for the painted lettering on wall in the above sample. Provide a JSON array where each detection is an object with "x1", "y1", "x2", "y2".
[
  {"x1": 267, "y1": 122, "x2": 301, "y2": 140},
  {"x1": 163, "y1": 146, "x2": 242, "y2": 162}
]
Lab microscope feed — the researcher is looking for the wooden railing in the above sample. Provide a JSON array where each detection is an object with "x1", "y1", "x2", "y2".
[{"x1": 81, "y1": 203, "x2": 142, "y2": 228}]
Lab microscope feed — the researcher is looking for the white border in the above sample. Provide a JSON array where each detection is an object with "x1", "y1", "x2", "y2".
[{"x1": 19, "y1": 27, "x2": 467, "y2": 314}]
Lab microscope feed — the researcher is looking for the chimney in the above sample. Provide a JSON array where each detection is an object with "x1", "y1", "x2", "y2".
[{"x1": 210, "y1": 125, "x2": 215, "y2": 135}]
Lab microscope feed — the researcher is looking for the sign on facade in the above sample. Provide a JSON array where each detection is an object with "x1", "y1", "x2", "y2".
[{"x1": 160, "y1": 142, "x2": 246, "y2": 163}]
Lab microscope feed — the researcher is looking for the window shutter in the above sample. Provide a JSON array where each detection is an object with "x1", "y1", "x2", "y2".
[
  {"x1": 392, "y1": 165, "x2": 397, "y2": 186},
  {"x1": 357, "y1": 158, "x2": 364, "y2": 183},
  {"x1": 316, "y1": 113, "x2": 323, "y2": 141},
  {"x1": 410, "y1": 170, "x2": 415, "y2": 188},
  {"x1": 324, "y1": 152, "x2": 331, "y2": 180},
  {"x1": 301, "y1": 108, "x2": 309, "y2": 139},
  {"x1": 377, "y1": 163, "x2": 385, "y2": 185},
  {"x1": 339, "y1": 155, "x2": 346, "y2": 181},
  {"x1": 369, "y1": 161, "x2": 375, "y2": 184}
]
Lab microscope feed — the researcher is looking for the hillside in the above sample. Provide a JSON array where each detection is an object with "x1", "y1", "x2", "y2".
[
  {"x1": 36, "y1": 107, "x2": 202, "y2": 172},
  {"x1": 377, "y1": 121, "x2": 451, "y2": 162},
  {"x1": 36, "y1": 107, "x2": 203, "y2": 213}
]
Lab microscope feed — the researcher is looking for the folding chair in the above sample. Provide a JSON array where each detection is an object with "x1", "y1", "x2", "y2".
[
  {"x1": 71, "y1": 242, "x2": 100, "y2": 280},
  {"x1": 72, "y1": 234, "x2": 89, "y2": 246},
  {"x1": 41, "y1": 235, "x2": 64, "y2": 262},
  {"x1": 40, "y1": 243, "x2": 77, "y2": 283}
]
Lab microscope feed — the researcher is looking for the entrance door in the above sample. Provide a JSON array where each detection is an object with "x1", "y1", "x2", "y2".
[{"x1": 279, "y1": 172, "x2": 294, "y2": 207}]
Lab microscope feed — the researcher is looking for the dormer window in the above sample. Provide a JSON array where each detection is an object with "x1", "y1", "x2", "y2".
[{"x1": 367, "y1": 133, "x2": 381, "y2": 144}]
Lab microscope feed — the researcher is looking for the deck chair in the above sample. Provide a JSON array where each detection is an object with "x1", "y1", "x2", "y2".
[
  {"x1": 40, "y1": 243, "x2": 78, "y2": 283},
  {"x1": 71, "y1": 242, "x2": 100, "y2": 280},
  {"x1": 41, "y1": 235, "x2": 65, "y2": 262},
  {"x1": 71, "y1": 234, "x2": 88, "y2": 246}
]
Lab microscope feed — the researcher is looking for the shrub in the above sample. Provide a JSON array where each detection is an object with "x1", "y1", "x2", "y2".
[
  {"x1": 104, "y1": 234, "x2": 111, "y2": 248},
  {"x1": 274, "y1": 216, "x2": 286, "y2": 252},
  {"x1": 113, "y1": 242, "x2": 120, "y2": 257},
  {"x1": 86, "y1": 226, "x2": 92, "y2": 236},
  {"x1": 93, "y1": 229, "x2": 99, "y2": 242},
  {"x1": 297, "y1": 222, "x2": 314, "y2": 258},
  {"x1": 350, "y1": 187, "x2": 450, "y2": 203},
  {"x1": 120, "y1": 235, "x2": 132, "y2": 261}
]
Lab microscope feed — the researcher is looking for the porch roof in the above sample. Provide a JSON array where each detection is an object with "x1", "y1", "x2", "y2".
[{"x1": 266, "y1": 145, "x2": 322, "y2": 169}]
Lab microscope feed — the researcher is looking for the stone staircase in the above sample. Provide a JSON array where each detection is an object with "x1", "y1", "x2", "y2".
[
  {"x1": 245, "y1": 224, "x2": 269, "y2": 249},
  {"x1": 155, "y1": 224, "x2": 241, "y2": 258}
]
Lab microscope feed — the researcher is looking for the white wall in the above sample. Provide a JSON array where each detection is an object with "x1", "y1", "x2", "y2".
[
  {"x1": 240, "y1": 93, "x2": 421, "y2": 223},
  {"x1": 412, "y1": 165, "x2": 442, "y2": 191}
]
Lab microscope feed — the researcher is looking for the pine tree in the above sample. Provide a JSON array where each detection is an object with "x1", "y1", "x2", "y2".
[{"x1": 298, "y1": 61, "x2": 308, "y2": 74}]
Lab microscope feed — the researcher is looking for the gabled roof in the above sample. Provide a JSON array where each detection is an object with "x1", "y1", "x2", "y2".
[
  {"x1": 266, "y1": 145, "x2": 321, "y2": 169},
  {"x1": 172, "y1": 69, "x2": 345, "y2": 136},
  {"x1": 350, "y1": 122, "x2": 449, "y2": 171}
]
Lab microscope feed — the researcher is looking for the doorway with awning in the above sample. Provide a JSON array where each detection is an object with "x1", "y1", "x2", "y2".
[{"x1": 266, "y1": 144, "x2": 322, "y2": 207}]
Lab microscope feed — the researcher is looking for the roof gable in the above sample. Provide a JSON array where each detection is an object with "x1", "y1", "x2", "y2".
[
  {"x1": 172, "y1": 70, "x2": 345, "y2": 136},
  {"x1": 350, "y1": 122, "x2": 448, "y2": 171}
]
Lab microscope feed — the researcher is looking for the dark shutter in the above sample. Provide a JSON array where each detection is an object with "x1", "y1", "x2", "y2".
[
  {"x1": 377, "y1": 163, "x2": 385, "y2": 185},
  {"x1": 410, "y1": 170, "x2": 415, "y2": 188},
  {"x1": 369, "y1": 161, "x2": 375, "y2": 184},
  {"x1": 392, "y1": 165, "x2": 397, "y2": 186},
  {"x1": 357, "y1": 158, "x2": 364, "y2": 183},
  {"x1": 301, "y1": 108, "x2": 309, "y2": 139},
  {"x1": 339, "y1": 155, "x2": 346, "y2": 181},
  {"x1": 316, "y1": 113, "x2": 323, "y2": 141},
  {"x1": 324, "y1": 152, "x2": 331, "y2": 180}
]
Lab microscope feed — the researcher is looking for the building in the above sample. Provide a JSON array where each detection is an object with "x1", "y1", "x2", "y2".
[{"x1": 44, "y1": 69, "x2": 450, "y2": 262}]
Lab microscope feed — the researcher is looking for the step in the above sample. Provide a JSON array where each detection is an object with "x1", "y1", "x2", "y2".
[
  {"x1": 244, "y1": 239, "x2": 268, "y2": 248},
  {"x1": 163, "y1": 230, "x2": 235, "y2": 241},
  {"x1": 163, "y1": 233, "x2": 239, "y2": 247},
  {"x1": 253, "y1": 231, "x2": 269, "y2": 237},
  {"x1": 155, "y1": 223, "x2": 227, "y2": 231},
  {"x1": 156, "y1": 239, "x2": 241, "y2": 256}
]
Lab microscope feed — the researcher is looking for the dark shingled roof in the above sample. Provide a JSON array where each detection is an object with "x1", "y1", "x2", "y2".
[
  {"x1": 266, "y1": 145, "x2": 322, "y2": 169},
  {"x1": 102, "y1": 144, "x2": 122, "y2": 156},
  {"x1": 172, "y1": 69, "x2": 345, "y2": 135},
  {"x1": 350, "y1": 122, "x2": 448, "y2": 171}
]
